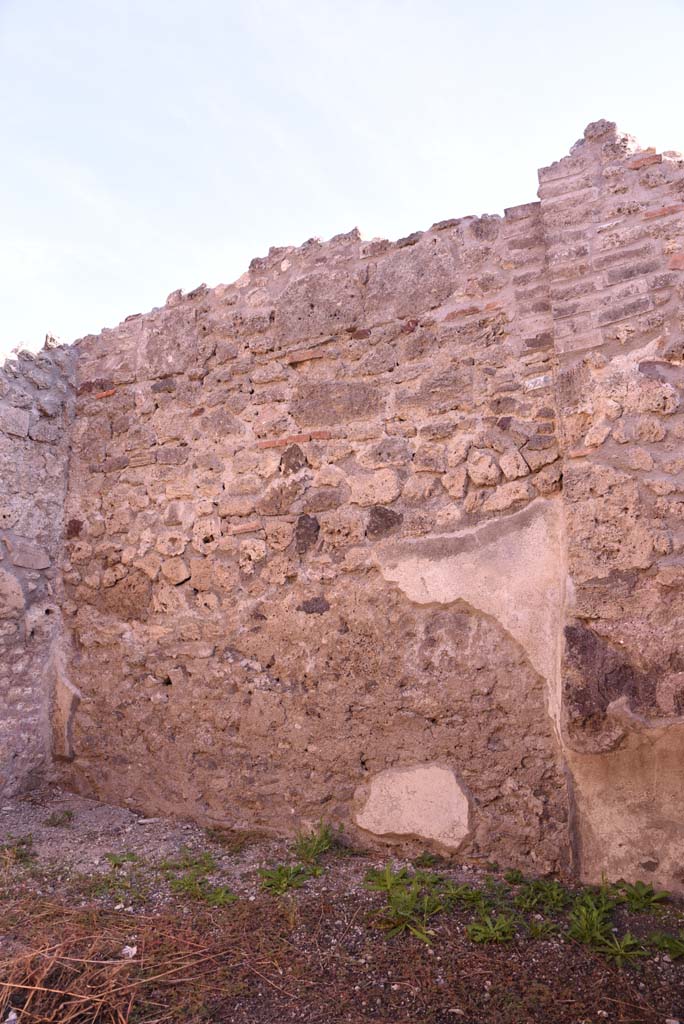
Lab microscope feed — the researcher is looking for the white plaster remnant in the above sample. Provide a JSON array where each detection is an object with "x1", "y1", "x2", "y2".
[
  {"x1": 377, "y1": 499, "x2": 564, "y2": 721},
  {"x1": 354, "y1": 764, "x2": 470, "y2": 849}
]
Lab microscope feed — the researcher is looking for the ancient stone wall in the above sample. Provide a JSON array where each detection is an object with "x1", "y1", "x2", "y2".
[
  {"x1": 0, "y1": 347, "x2": 74, "y2": 794},
  {"x1": 538, "y1": 121, "x2": 684, "y2": 888},
  {"x1": 59, "y1": 187, "x2": 571, "y2": 876},
  {"x1": 2, "y1": 119, "x2": 684, "y2": 888}
]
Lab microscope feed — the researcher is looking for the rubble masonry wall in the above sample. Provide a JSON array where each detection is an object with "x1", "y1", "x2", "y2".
[{"x1": 3, "y1": 120, "x2": 684, "y2": 887}]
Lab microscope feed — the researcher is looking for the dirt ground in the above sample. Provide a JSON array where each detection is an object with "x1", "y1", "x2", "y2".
[{"x1": 0, "y1": 786, "x2": 683, "y2": 1024}]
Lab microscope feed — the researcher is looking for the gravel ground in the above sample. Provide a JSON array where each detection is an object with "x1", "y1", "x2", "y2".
[{"x1": 0, "y1": 785, "x2": 683, "y2": 1024}]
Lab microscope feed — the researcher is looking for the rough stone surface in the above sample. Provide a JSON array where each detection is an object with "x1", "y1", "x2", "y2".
[
  {"x1": 3, "y1": 120, "x2": 684, "y2": 888},
  {"x1": 0, "y1": 346, "x2": 74, "y2": 795}
]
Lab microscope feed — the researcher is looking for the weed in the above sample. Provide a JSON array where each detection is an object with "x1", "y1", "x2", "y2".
[
  {"x1": 514, "y1": 880, "x2": 569, "y2": 914},
  {"x1": 160, "y1": 848, "x2": 216, "y2": 874},
  {"x1": 567, "y1": 900, "x2": 612, "y2": 946},
  {"x1": 44, "y1": 810, "x2": 74, "y2": 828},
  {"x1": 537, "y1": 880, "x2": 571, "y2": 912},
  {"x1": 104, "y1": 851, "x2": 139, "y2": 869},
  {"x1": 650, "y1": 930, "x2": 684, "y2": 959},
  {"x1": 482, "y1": 875, "x2": 511, "y2": 908},
  {"x1": 466, "y1": 911, "x2": 516, "y2": 945},
  {"x1": 86, "y1": 871, "x2": 147, "y2": 903},
  {"x1": 597, "y1": 932, "x2": 647, "y2": 968},
  {"x1": 170, "y1": 873, "x2": 236, "y2": 906},
  {"x1": 376, "y1": 882, "x2": 443, "y2": 944},
  {"x1": 159, "y1": 846, "x2": 235, "y2": 905},
  {"x1": 504, "y1": 868, "x2": 525, "y2": 885},
  {"x1": 86, "y1": 852, "x2": 149, "y2": 903},
  {"x1": 440, "y1": 882, "x2": 488, "y2": 911},
  {"x1": 259, "y1": 864, "x2": 311, "y2": 895},
  {"x1": 618, "y1": 880, "x2": 669, "y2": 912},
  {"x1": 293, "y1": 821, "x2": 333, "y2": 864},
  {"x1": 0, "y1": 835, "x2": 34, "y2": 868},
  {"x1": 413, "y1": 852, "x2": 444, "y2": 869},
  {"x1": 364, "y1": 864, "x2": 410, "y2": 896},
  {"x1": 526, "y1": 916, "x2": 559, "y2": 939},
  {"x1": 203, "y1": 885, "x2": 237, "y2": 907},
  {"x1": 412, "y1": 869, "x2": 446, "y2": 893},
  {"x1": 574, "y1": 885, "x2": 619, "y2": 916}
]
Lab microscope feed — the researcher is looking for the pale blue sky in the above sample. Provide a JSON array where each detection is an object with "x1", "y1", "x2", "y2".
[{"x1": 2, "y1": 0, "x2": 683, "y2": 356}]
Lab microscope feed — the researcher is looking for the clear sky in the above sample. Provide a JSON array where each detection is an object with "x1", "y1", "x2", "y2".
[{"x1": 2, "y1": 0, "x2": 683, "y2": 357}]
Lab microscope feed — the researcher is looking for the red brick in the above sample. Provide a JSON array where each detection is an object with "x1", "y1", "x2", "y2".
[
  {"x1": 669, "y1": 253, "x2": 684, "y2": 270},
  {"x1": 627, "y1": 153, "x2": 662, "y2": 170},
  {"x1": 94, "y1": 388, "x2": 117, "y2": 400},
  {"x1": 256, "y1": 433, "x2": 312, "y2": 449},
  {"x1": 644, "y1": 203, "x2": 684, "y2": 220},
  {"x1": 256, "y1": 429, "x2": 334, "y2": 450},
  {"x1": 445, "y1": 306, "x2": 482, "y2": 321}
]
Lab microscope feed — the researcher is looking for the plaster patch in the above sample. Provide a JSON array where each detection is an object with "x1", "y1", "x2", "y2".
[
  {"x1": 567, "y1": 722, "x2": 684, "y2": 890},
  {"x1": 354, "y1": 763, "x2": 470, "y2": 849},
  {"x1": 377, "y1": 500, "x2": 563, "y2": 718}
]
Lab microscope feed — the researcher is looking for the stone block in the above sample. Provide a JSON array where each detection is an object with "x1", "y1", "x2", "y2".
[{"x1": 0, "y1": 403, "x2": 29, "y2": 438}]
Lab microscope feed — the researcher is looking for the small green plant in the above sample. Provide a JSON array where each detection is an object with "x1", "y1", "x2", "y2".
[
  {"x1": 44, "y1": 809, "x2": 74, "y2": 828},
  {"x1": 293, "y1": 821, "x2": 333, "y2": 864},
  {"x1": 376, "y1": 882, "x2": 443, "y2": 944},
  {"x1": 440, "y1": 881, "x2": 489, "y2": 911},
  {"x1": 574, "y1": 884, "x2": 619, "y2": 916},
  {"x1": 618, "y1": 880, "x2": 669, "y2": 912},
  {"x1": 0, "y1": 834, "x2": 34, "y2": 867},
  {"x1": 259, "y1": 864, "x2": 311, "y2": 895},
  {"x1": 567, "y1": 899, "x2": 612, "y2": 946},
  {"x1": 650, "y1": 930, "x2": 684, "y2": 960},
  {"x1": 504, "y1": 868, "x2": 525, "y2": 885},
  {"x1": 482, "y1": 875, "x2": 511, "y2": 908},
  {"x1": 526, "y1": 917, "x2": 559, "y2": 939},
  {"x1": 412, "y1": 869, "x2": 446, "y2": 893},
  {"x1": 170, "y1": 872, "x2": 236, "y2": 905},
  {"x1": 598, "y1": 932, "x2": 647, "y2": 968},
  {"x1": 514, "y1": 880, "x2": 569, "y2": 914},
  {"x1": 87, "y1": 870, "x2": 148, "y2": 903},
  {"x1": 104, "y1": 851, "x2": 139, "y2": 869},
  {"x1": 203, "y1": 884, "x2": 237, "y2": 907},
  {"x1": 413, "y1": 852, "x2": 444, "y2": 869},
  {"x1": 466, "y1": 911, "x2": 516, "y2": 945},
  {"x1": 364, "y1": 864, "x2": 410, "y2": 896},
  {"x1": 159, "y1": 847, "x2": 236, "y2": 905},
  {"x1": 87, "y1": 851, "x2": 148, "y2": 903},
  {"x1": 160, "y1": 848, "x2": 216, "y2": 874}
]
